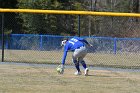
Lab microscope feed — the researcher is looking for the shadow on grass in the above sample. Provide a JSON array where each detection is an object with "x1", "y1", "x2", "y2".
[{"x1": 87, "y1": 74, "x2": 112, "y2": 77}]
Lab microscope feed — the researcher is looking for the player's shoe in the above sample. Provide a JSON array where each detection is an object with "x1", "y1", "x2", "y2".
[
  {"x1": 84, "y1": 68, "x2": 89, "y2": 76},
  {"x1": 74, "y1": 71, "x2": 82, "y2": 75}
]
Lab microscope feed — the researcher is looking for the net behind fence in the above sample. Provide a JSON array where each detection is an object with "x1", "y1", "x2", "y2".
[{"x1": 1, "y1": 34, "x2": 139, "y2": 69}]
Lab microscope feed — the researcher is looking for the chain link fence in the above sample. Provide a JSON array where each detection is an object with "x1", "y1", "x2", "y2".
[
  {"x1": 0, "y1": 12, "x2": 140, "y2": 69},
  {"x1": 1, "y1": 34, "x2": 140, "y2": 69}
]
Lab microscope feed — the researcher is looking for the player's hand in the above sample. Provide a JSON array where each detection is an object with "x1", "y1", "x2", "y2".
[{"x1": 56, "y1": 64, "x2": 64, "y2": 74}]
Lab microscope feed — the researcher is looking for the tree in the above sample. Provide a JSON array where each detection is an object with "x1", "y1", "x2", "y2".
[
  {"x1": 131, "y1": 0, "x2": 139, "y2": 22},
  {"x1": 0, "y1": 0, "x2": 18, "y2": 34},
  {"x1": 132, "y1": 0, "x2": 139, "y2": 13},
  {"x1": 16, "y1": 0, "x2": 140, "y2": 37},
  {"x1": 17, "y1": 0, "x2": 81, "y2": 36}
]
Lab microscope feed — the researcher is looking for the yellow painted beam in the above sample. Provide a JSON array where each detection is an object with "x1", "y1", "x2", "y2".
[{"x1": 0, "y1": 8, "x2": 140, "y2": 17}]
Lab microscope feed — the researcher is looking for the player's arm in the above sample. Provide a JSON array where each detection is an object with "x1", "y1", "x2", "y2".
[
  {"x1": 79, "y1": 38, "x2": 93, "y2": 47},
  {"x1": 83, "y1": 39, "x2": 93, "y2": 47},
  {"x1": 61, "y1": 44, "x2": 69, "y2": 66},
  {"x1": 62, "y1": 50, "x2": 68, "y2": 65},
  {"x1": 57, "y1": 47, "x2": 68, "y2": 74}
]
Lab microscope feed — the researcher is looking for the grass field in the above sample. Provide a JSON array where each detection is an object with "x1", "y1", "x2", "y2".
[
  {"x1": 2, "y1": 50, "x2": 140, "y2": 69},
  {"x1": 0, "y1": 63, "x2": 140, "y2": 93}
]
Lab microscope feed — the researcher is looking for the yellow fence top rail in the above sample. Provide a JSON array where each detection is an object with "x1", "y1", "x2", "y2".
[{"x1": 0, "y1": 8, "x2": 140, "y2": 17}]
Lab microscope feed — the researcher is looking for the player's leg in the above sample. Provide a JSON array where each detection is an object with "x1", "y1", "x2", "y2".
[
  {"x1": 72, "y1": 55, "x2": 81, "y2": 75},
  {"x1": 73, "y1": 46, "x2": 88, "y2": 75},
  {"x1": 78, "y1": 57, "x2": 87, "y2": 69},
  {"x1": 77, "y1": 47, "x2": 89, "y2": 76},
  {"x1": 78, "y1": 57, "x2": 89, "y2": 76},
  {"x1": 77, "y1": 46, "x2": 88, "y2": 69}
]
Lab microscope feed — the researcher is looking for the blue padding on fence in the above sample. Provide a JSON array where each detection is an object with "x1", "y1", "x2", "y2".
[{"x1": 0, "y1": 34, "x2": 140, "y2": 53}]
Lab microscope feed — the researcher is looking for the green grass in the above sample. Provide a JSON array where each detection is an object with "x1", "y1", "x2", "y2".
[{"x1": 0, "y1": 63, "x2": 140, "y2": 93}]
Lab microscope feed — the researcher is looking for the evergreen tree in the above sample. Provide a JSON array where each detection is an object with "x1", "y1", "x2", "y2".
[{"x1": 0, "y1": 0, "x2": 18, "y2": 34}]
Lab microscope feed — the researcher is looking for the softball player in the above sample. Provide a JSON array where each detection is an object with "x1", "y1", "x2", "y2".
[{"x1": 60, "y1": 36, "x2": 92, "y2": 76}]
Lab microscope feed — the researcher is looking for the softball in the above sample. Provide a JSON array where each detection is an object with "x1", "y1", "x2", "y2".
[
  {"x1": 56, "y1": 67, "x2": 64, "y2": 74},
  {"x1": 57, "y1": 67, "x2": 62, "y2": 72}
]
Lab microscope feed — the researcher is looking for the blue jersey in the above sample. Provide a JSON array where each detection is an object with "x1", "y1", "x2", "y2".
[{"x1": 62, "y1": 37, "x2": 89, "y2": 65}]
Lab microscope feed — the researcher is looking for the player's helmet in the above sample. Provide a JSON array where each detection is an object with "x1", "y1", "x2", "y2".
[{"x1": 61, "y1": 39, "x2": 68, "y2": 46}]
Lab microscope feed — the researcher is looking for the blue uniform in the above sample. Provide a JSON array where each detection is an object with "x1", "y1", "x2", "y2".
[{"x1": 62, "y1": 37, "x2": 89, "y2": 65}]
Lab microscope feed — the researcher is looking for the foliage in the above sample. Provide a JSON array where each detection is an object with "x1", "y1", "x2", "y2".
[
  {"x1": 0, "y1": 0, "x2": 18, "y2": 34},
  {"x1": 0, "y1": 0, "x2": 140, "y2": 37}
]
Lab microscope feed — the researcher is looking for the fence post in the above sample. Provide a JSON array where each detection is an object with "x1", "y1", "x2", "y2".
[
  {"x1": 78, "y1": 15, "x2": 80, "y2": 37},
  {"x1": 1, "y1": 13, "x2": 4, "y2": 62},
  {"x1": 114, "y1": 37, "x2": 117, "y2": 54}
]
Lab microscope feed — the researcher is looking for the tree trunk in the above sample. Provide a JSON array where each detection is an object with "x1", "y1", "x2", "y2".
[{"x1": 132, "y1": 0, "x2": 139, "y2": 22}]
